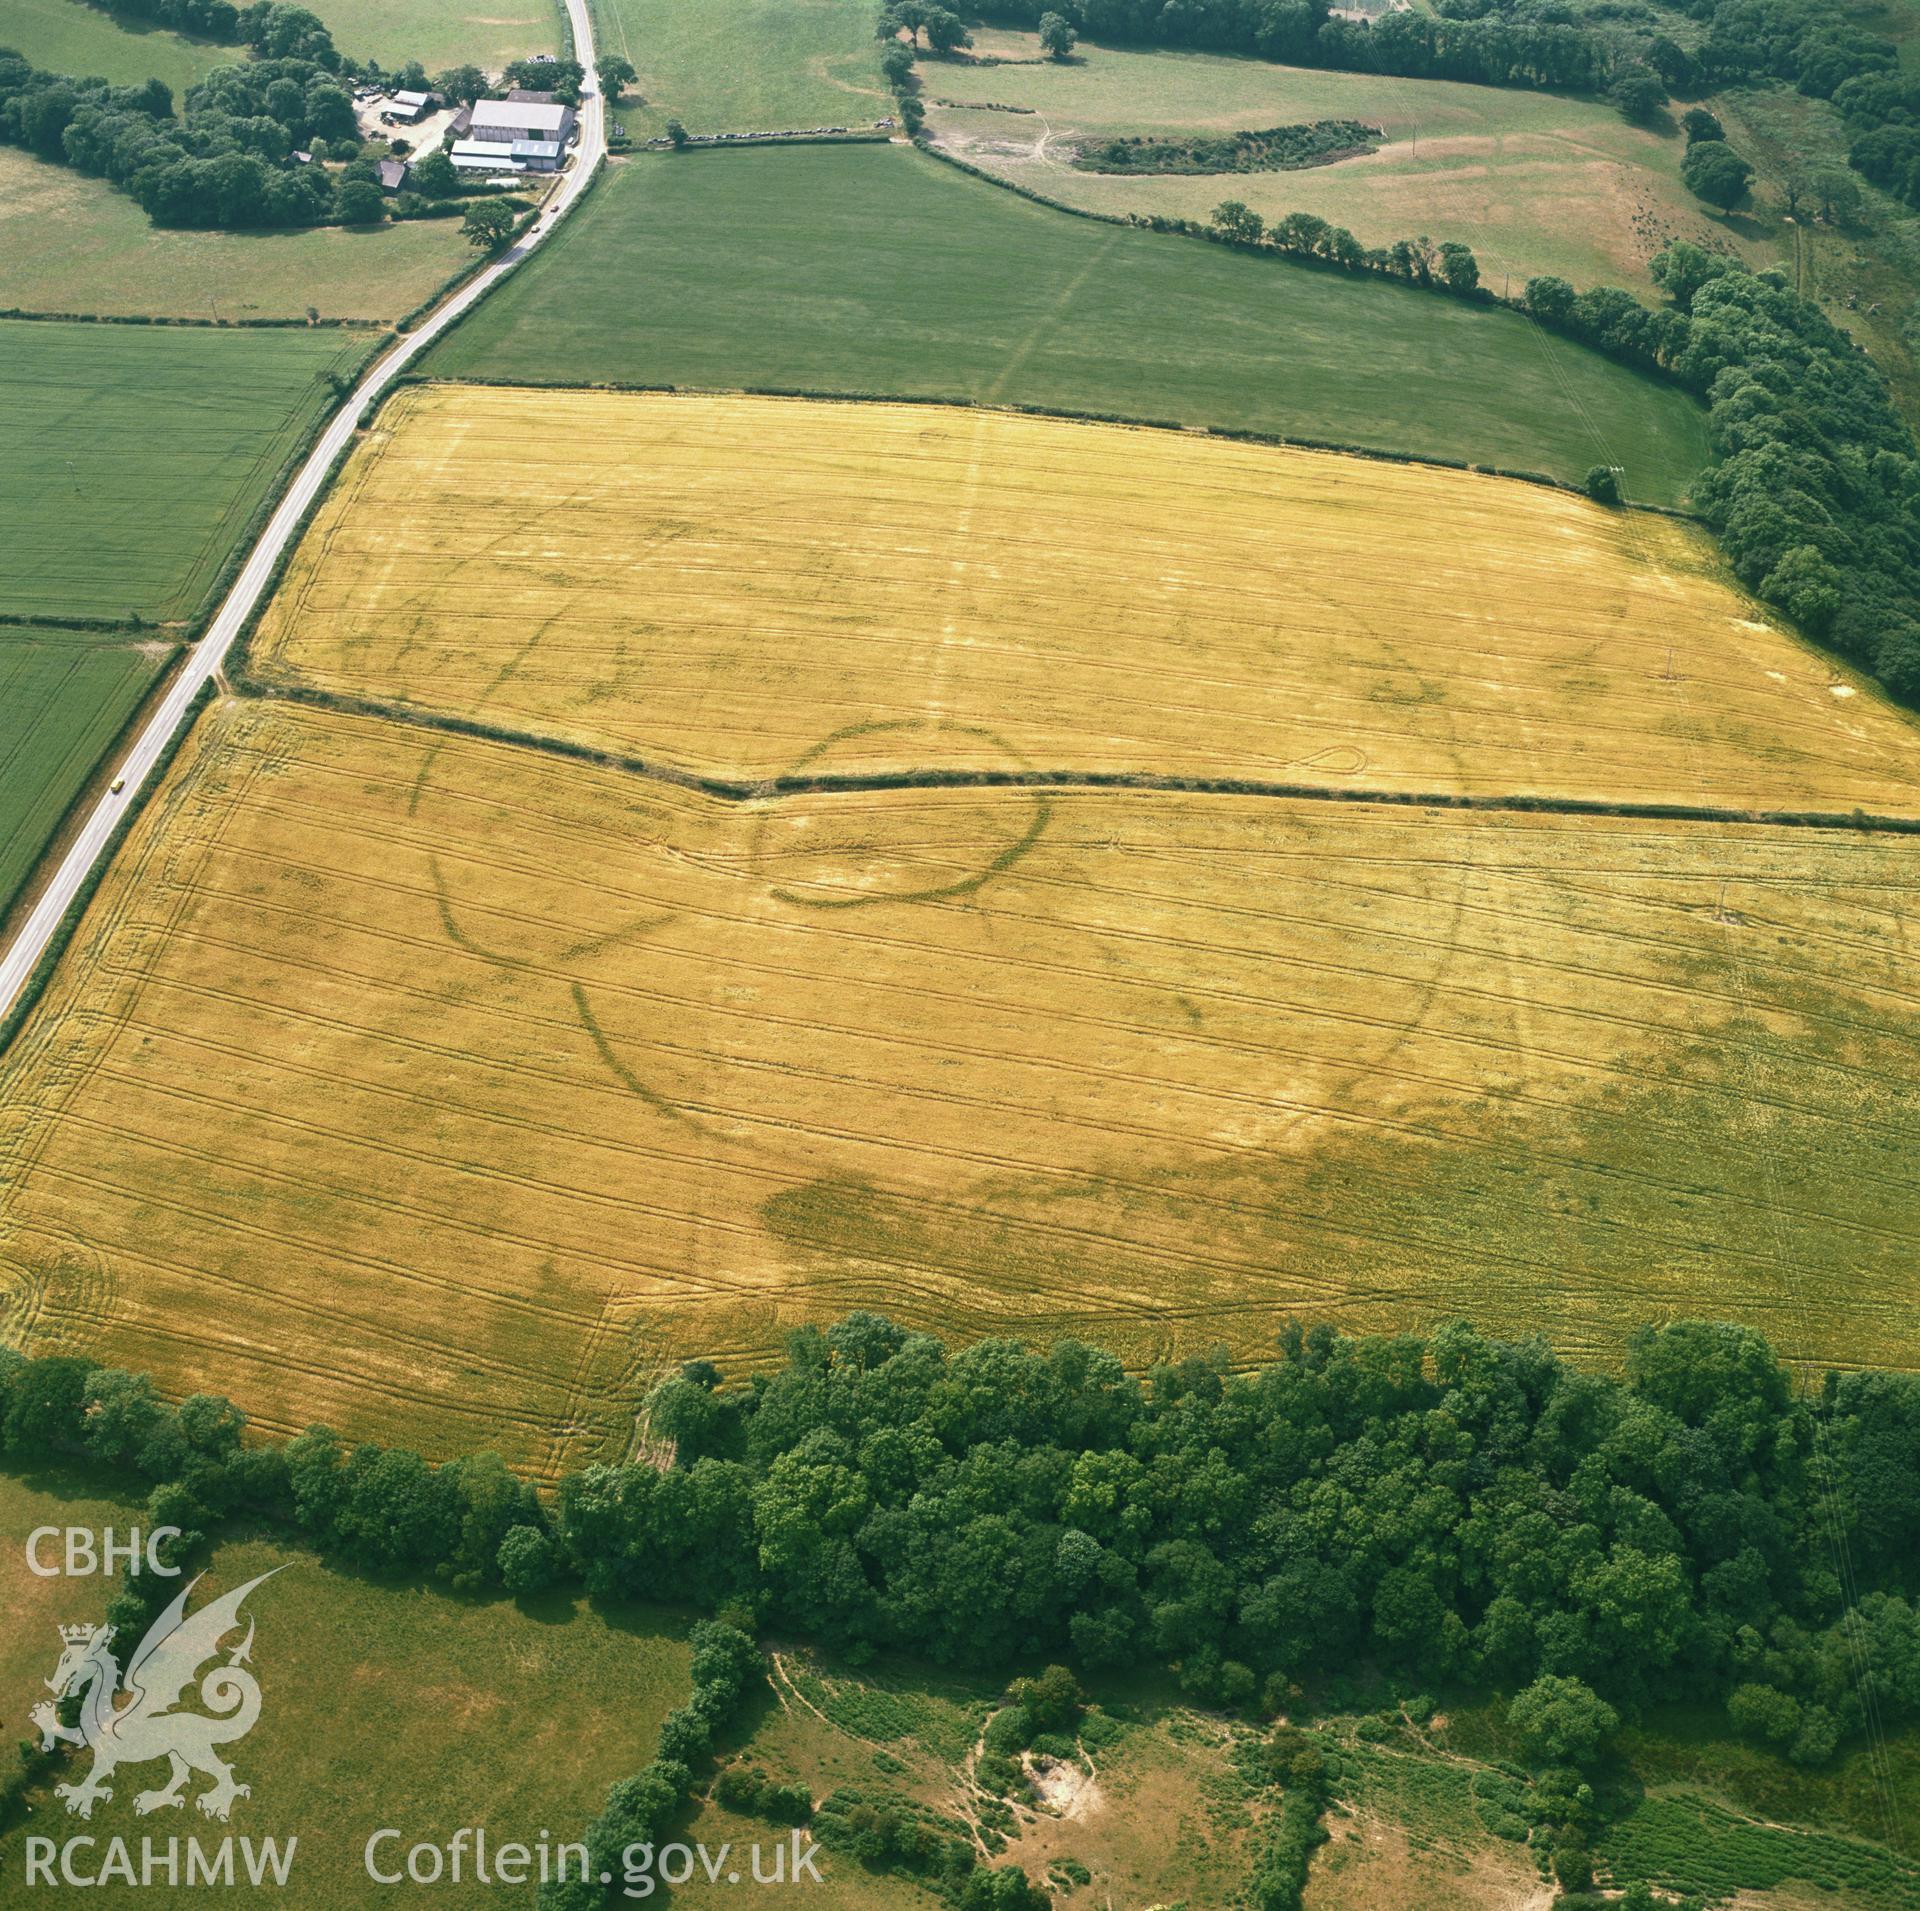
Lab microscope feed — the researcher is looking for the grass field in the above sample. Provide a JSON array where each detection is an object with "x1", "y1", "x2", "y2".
[
  {"x1": 590, "y1": 0, "x2": 884, "y2": 137},
  {"x1": 0, "y1": 0, "x2": 222, "y2": 92},
  {"x1": 7, "y1": 691, "x2": 1920, "y2": 1468},
  {"x1": 425, "y1": 143, "x2": 1711, "y2": 502},
  {"x1": 0, "y1": 319, "x2": 371, "y2": 623},
  {"x1": 0, "y1": 1469, "x2": 693, "y2": 1906},
  {"x1": 304, "y1": 0, "x2": 556, "y2": 70},
  {"x1": 926, "y1": 28, "x2": 1787, "y2": 297},
  {"x1": 676, "y1": 1650, "x2": 1266, "y2": 1909},
  {"x1": 0, "y1": 1467, "x2": 126, "y2": 1725},
  {"x1": 1322, "y1": 1703, "x2": 1920, "y2": 1911},
  {"x1": 252, "y1": 387, "x2": 1920, "y2": 812},
  {"x1": 0, "y1": 627, "x2": 170, "y2": 924},
  {"x1": 0, "y1": 149, "x2": 472, "y2": 320}
]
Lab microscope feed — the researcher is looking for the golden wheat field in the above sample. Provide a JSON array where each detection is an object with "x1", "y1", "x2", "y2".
[
  {"x1": 247, "y1": 387, "x2": 1920, "y2": 813},
  {"x1": 4, "y1": 694, "x2": 1920, "y2": 1471}
]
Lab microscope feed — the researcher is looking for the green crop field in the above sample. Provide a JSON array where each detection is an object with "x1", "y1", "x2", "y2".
[
  {"x1": 0, "y1": 318, "x2": 371, "y2": 623},
  {"x1": 590, "y1": 0, "x2": 884, "y2": 137},
  {"x1": 427, "y1": 142, "x2": 1711, "y2": 502},
  {"x1": 0, "y1": 0, "x2": 223, "y2": 93},
  {"x1": 306, "y1": 0, "x2": 557, "y2": 69},
  {"x1": 0, "y1": 628, "x2": 169, "y2": 923},
  {"x1": 0, "y1": 1468, "x2": 694, "y2": 1908},
  {"x1": 0, "y1": 149, "x2": 473, "y2": 321},
  {"x1": 927, "y1": 27, "x2": 1789, "y2": 297}
]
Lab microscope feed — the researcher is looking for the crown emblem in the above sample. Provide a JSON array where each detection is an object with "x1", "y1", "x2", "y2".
[{"x1": 58, "y1": 1623, "x2": 110, "y2": 1644}]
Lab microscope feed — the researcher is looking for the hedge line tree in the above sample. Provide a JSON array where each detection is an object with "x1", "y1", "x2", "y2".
[
  {"x1": 1681, "y1": 137, "x2": 1756, "y2": 209},
  {"x1": 0, "y1": 4, "x2": 414, "y2": 230},
  {"x1": 1527, "y1": 241, "x2": 1920, "y2": 700},
  {"x1": 9, "y1": 1314, "x2": 1920, "y2": 1774}
]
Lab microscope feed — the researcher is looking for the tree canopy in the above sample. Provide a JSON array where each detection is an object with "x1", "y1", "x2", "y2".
[
  {"x1": 1681, "y1": 138, "x2": 1756, "y2": 209},
  {"x1": 11, "y1": 1313, "x2": 1920, "y2": 1775}
]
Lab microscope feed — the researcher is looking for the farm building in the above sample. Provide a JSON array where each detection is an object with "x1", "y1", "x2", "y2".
[
  {"x1": 448, "y1": 139, "x2": 524, "y2": 174},
  {"x1": 382, "y1": 88, "x2": 434, "y2": 124},
  {"x1": 470, "y1": 97, "x2": 575, "y2": 145},
  {"x1": 377, "y1": 158, "x2": 408, "y2": 191},
  {"x1": 509, "y1": 140, "x2": 563, "y2": 172}
]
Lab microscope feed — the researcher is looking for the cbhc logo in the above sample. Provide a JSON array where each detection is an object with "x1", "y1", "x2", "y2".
[{"x1": 25, "y1": 1527, "x2": 183, "y2": 1577}]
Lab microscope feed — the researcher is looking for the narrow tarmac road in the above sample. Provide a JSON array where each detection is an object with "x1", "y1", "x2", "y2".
[{"x1": 0, "y1": 0, "x2": 606, "y2": 1024}]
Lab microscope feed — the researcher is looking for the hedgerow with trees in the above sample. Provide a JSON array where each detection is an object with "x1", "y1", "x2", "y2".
[
  {"x1": 1182, "y1": 184, "x2": 1920, "y2": 702},
  {"x1": 6, "y1": 1315, "x2": 1920, "y2": 1766},
  {"x1": 1073, "y1": 119, "x2": 1381, "y2": 175}
]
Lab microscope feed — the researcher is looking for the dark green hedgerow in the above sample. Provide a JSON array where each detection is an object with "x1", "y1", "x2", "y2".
[
  {"x1": 1072, "y1": 119, "x2": 1380, "y2": 175},
  {"x1": 6, "y1": 1316, "x2": 1920, "y2": 1769}
]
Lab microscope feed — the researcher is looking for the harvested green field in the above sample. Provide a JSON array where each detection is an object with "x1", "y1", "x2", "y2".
[
  {"x1": 0, "y1": 318, "x2": 371, "y2": 623},
  {"x1": 0, "y1": 148, "x2": 472, "y2": 320},
  {"x1": 0, "y1": 0, "x2": 222, "y2": 92},
  {"x1": 591, "y1": 0, "x2": 884, "y2": 137},
  {"x1": 0, "y1": 1468, "x2": 694, "y2": 1907},
  {"x1": 427, "y1": 142, "x2": 1711, "y2": 502},
  {"x1": 0, "y1": 627, "x2": 170, "y2": 924},
  {"x1": 926, "y1": 29, "x2": 1787, "y2": 298},
  {"x1": 305, "y1": 0, "x2": 556, "y2": 70}
]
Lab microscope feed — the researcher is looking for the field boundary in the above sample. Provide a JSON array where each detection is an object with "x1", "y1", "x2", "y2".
[
  {"x1": 0, "y1": 309, "x2": 386, "y2": 330},
  {"x1": 0, "y1": 636, "x2": 184, "y2": 940},
  {"x1": 165, "y1": 331, "x2": 384, "y2": 642},
  {"x1": 0, "y1": 680, "x2": 213, "y2": 1060},
  {"x1": 236, "y1": 678, "x2": 1920, "y2": 835},
  {"x1": 648, "y1": 130, "x2": 896, "y2": 150}
]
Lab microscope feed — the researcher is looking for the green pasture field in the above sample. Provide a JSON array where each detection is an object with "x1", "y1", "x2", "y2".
[
  {"x1": 674, "y1": 1648, "x2": 1266, "y2": 1910},
  {"x1": 0, "y1": 1468, "x2": 125, "y2": 1727},
  {"x1": 1617, "y1": 1708, "x2": 1920, "y2": 1862},
  {"x1": 591, "y1": 0, "x2": 884, "y2": 137},
  {"x1": 926, "y1": 26, "x2": 1789, "y2": 297},
  {"x1": 1597, "y1": 1793, "x2": 1920, "y2": 1905},
  {"x1": 1332, "y1": 1702, "x2": 1920, "y2": 1910},
  {"x1": 1863, "y1": 0, "x2": 1920, "y2": 69},
  {"x1": 0, "y1": 318, "x2": 371, "y2": 624},
  {"x1": 0, "y1": 0, "x2": 222, "y2": 93},
  {"x1": 0, "y1": 628, "x2": 170, "y2": 924},
  {"x1": 0, "y1": 1467, "x2": 694, "y2": 1907},
  {"x1": 304, "y1": 0, "x2": 556, "y2": 70},
  {"x1": 1714, "y1": 86, "x2": 1920, "y2": 425},
  {"x1": 0, "y1": 149, "x2": 473, "y2": 321},
  {"x1": 427, "y1": 142, "x2": 1711, "y2": 501}
]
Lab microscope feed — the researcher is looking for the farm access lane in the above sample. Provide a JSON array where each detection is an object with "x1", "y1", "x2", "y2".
[{"x1": 0, "y1": 0, "x2": 607, "y2": 1026}]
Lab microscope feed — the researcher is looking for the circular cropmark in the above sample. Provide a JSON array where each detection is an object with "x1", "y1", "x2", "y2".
[{"x1": 747, "y1": 719, "x2": 1052, "y2": 911}]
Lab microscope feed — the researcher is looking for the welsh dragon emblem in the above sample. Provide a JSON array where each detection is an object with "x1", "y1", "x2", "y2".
[{"x1": 31, "y1": 1569, "x2": 281, "y2": 1822}]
